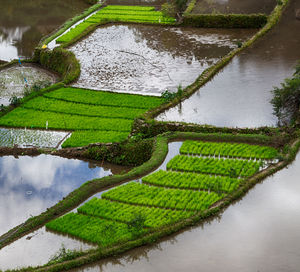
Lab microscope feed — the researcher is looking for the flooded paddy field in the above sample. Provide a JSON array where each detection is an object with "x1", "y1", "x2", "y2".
[
  {"x1": 157, "y1": 0, "x2": 300, "y2": 128},
  {"x1": 0, "y1": 227, "x2": 95, "y2": 270},
  {"x1": 0, "y1": 154, "x2": 127, "y2": 236},
  {"x1": 192, "y1": 0, "x2": 276, "y2": 15},
  {"x1": 106, "y1": 0, "x2": 165, "y2": 8},
  {"x1": 70, "y1": 24, "x2": 256, "y2": 95},
  {"x1": 71, "y1": 150, "x2": 300, "y2": 272},
  {"x1": 0, "y1": 128, "x2": 69, "y2": 148},
  {"x1": 0, "y1": 63, "x2": 57, "y2": 106},
  {"x1": 0, "y1": 0, "x2": 89, "y2": 61}
]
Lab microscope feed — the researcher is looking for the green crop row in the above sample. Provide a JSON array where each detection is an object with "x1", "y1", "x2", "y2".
[
  {"x1": 167, "y1": 155, "x2": 262, "y2": 178},
  {"x1": 103, "y1": 5, "x2": 155, "y2": 11},
  {"x1": 78, "y1": 198, "x2": 194, "y2": 228},
  {"x1": 142, "y1": 170, "x2": 241, "y2": 193},
  {"x1": 44, "y1": 87, "x2": 163, "y2": 109},
  {"x1": 62, "y1": 130, "x2": 129, "y2": 147},
  {"x1": 95, "y1": 10, "x2": 164, "y2": 16},
  {"x1": 0, "y1": 108, "x2": 133, "y2": 132},
  {"x1": 56, "y1": 21, "x2": 96, "y2": 44},
  {"x1": 46, "y1": 213, "x2": 146, "y2": 246},
  {"x1": 102, "y1": 182, "x2": 224, "y2": 211},
  {"x1": 23, "y1": 96, "x2": 146, "y2": 119},
  {"x1": 180, "y1": 140, "x2": 278, "y2": 160}
]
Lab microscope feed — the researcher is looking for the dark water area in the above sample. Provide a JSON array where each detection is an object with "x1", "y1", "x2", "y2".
[
  {"x1": 71, "y1": 151, "x2": 300, "y2": 272},
  {"x1": 157, "y1": 0, "x2": 300, "y2": 128},
  {"x1": 0, "y1": 0, "x2": 89, "y2": 61},
  {"x1": 193, "y1": 0, "x2": 276, "y2": 14},
  {"x1": 0, "y1": 154, "x2": 127, "y2": 236},
  {"x1": 71, "y1": 24, "x2": 255, "y2": 95}
]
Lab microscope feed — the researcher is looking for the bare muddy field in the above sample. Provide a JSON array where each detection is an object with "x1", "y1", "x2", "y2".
[
  {"x1": 0, "y1": 154, "x2": 126, "y2": 236},
  {"x1": 0, "y1": 63, "x2": 57, "y2": 106},
  {"x1": 0, "y1": 0, "x2": 89, "y2": 61},
  {"x1": 192, "y1": 0, "x2": 276, "y2": 15},
  {"x1": 157, "y1": 0, "x2": 300, "y2": 127},
  {"x1": 71, "y1": 149, "x2": 300, "y2": 272},
  {"x1": 70, "y1": 24, "x2": 255, "y2": 95}
]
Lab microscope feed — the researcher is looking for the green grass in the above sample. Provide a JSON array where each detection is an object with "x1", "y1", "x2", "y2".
[
  {"x1": 142, "y1": 170, "x2": 241, "y2": 193},
  {"x1": 78, "y1": 198, "x2": 194, "y2": 228},
  {"x1": 0, "y1": 108, "x2": 133, "y2": 131},
  {"x1": 62, "y1": 130, "x2": 129, "y2": 148},
  {"x1": 56, "y1": 5, "x2": 176, "y2": 44},
  {"x1": 167, "y1": 155, "x2": 262, "y2": 177},
  {"x1": 180, "y1": 140, "x2": 278, "y2": 160},
  {"x1": 56, "y1": 22, "x2": 96, "y2": 44},
  {"x1": 46, "y1": 213, "x2": 146, "y2": 246},
  {"x1": 23, "y1": 96, "x2": 146, "y2": 119},
  {"x1": 0, "y1": 87, "x2": 163, "y2": 147},
  {"x1": 102, "y1": 182, "x2": 224, "y2": 211},
  {"x1": 44, "y1": 87, "x2": 163, "y2": 109}
]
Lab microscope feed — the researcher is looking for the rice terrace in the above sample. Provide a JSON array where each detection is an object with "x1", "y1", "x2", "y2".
[{"x1": 0, "y1": 0, "x2": 300, "y2": 271}]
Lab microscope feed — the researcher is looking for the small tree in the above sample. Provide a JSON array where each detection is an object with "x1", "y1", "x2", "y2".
[{"x1": 271, "y1": 62, "x2": 300, "y2": 126}]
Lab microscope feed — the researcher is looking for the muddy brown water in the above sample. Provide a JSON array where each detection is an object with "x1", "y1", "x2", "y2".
[
  {"x1": 192, "y1": 0, "x2": 276, "y2": 14},
  {"x1": 0, "y1": 0, "x2": 89, "y2": 61},
  {"x1": 0, "y1": 154, "x2": 128, "y2": 237},
  {"x1": 157, "y1": 0, "x2": 300, "y2": 128},
  {"x1": 70, "y1": 151, "x2": 300, "y2": 272},
  {"x1": 70, "y1": 24, "x2": 255, "y2": 95}
]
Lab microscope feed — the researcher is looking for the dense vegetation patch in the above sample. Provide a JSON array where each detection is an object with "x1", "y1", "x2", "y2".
[
  {"x1": 0, "y1": 87, "x2": 163, "y2": 147},
  {"x1": 271, "y1": 62, "x2": 300, "y2": 126},
  {"x1": 45, "y1": 139, "x2": 274, "y2": 249},
  {"x1": 56, "y1": 5, "x2": 176, "y2": 44},
  {"x1": 180, "y1": 140, "x2": 278, "y2": 159}
]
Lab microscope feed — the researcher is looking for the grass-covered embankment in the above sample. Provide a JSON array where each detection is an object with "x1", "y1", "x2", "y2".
[{"x1": 0, "y1": 87, "x2": 163, "y2": 147}]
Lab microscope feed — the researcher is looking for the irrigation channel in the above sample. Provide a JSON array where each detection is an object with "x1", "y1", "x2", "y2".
[
  {"x1": 70, "y1": 24, "x2": 255, "y2": 95},
  {"x1": 157, "y1": 0, "x2": 300, "y2": 128},
  {"x1": 0, "y1": 0, "x2": 89, "y2": 62},
  {"x1": 68, "y1": 144, "x2": 300, "y2": 272}
]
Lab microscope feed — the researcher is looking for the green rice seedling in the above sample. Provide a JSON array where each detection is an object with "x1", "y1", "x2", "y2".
[
  {"x1": 180, "y1": 140, "x2": 278, "y2": 160},
  {"x1": 46, "y1": 213, "x2": 147, "y2": 246},
  {"x1": 167, "y1": 155, "x2": 262, "y2": 177},
  {"x1": 102, "y1": 182, "x2": 224, "y2": 211},
  {"x1": 77, "y1": 198, "x2": 194, "y2": 228},
  {"x1": 142, "y1": 170, "x2": 241, "y2": 193}
]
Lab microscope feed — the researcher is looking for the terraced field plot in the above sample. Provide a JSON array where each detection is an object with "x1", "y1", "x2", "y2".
[
  {"x1": 56, "y1": 5, "x2": 175, "y2": 44},
  {"x1": 0, "y1": 87, "x2": 163, "y2": 147},
  {"x1": 46, "y1": 140, "x2": 278, "y2": 246}
]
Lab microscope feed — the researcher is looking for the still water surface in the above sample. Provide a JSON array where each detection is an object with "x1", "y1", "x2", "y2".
[
  {"x1": 157, "y1": 0, "x2": 300, "y2": 128},
  {"x1": 71, "y1": 24, "x2": 255, "y2": 95},
  {"x1": 0, "y1": 154, "x2": 127, "y2": 236},
  {"x1": 0, "y1": 0, "x2": 89, "y2": 61}
]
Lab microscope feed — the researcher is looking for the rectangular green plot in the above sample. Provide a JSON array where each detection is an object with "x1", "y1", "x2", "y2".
[
  {"x1": 142, "y1": 170, "x2": 241, "y2": 193},
  {"x1": 102, "y1": 182, "x2": 224, "y2": 211},
  {"x1": 0, "y1": 108, "x2": 132, "y2": 132},
  {"x1": 96, "y1": 10, "x2": 164, "y2": 16},
  {"x1": 62, "y1": 130, "x2": 129, "y2": 147},
  {"x1": 44, "y1": 87, "x2": 163, "y2": 109},
  {"x1": 180, "y1": 140, "x2": 278, "y2": 160},
  {"x1": 46, "y1": 213, "x2": 146, "y2": 246},
  {"x1": 23, "y1": 97, "x2": 146, "y2": 119},
  {"x1": 167, "y1": 155, "x2": 262, "y2": 178},
  {"x1": 78, "y1": 198, "x2": 194, "y2": 228},
  {"x1": 103, "y1": 5, "x2": 155, "y2": 11},
  {"x1": 56, "y1": 22, "x2": 95, "y2": 44}
]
